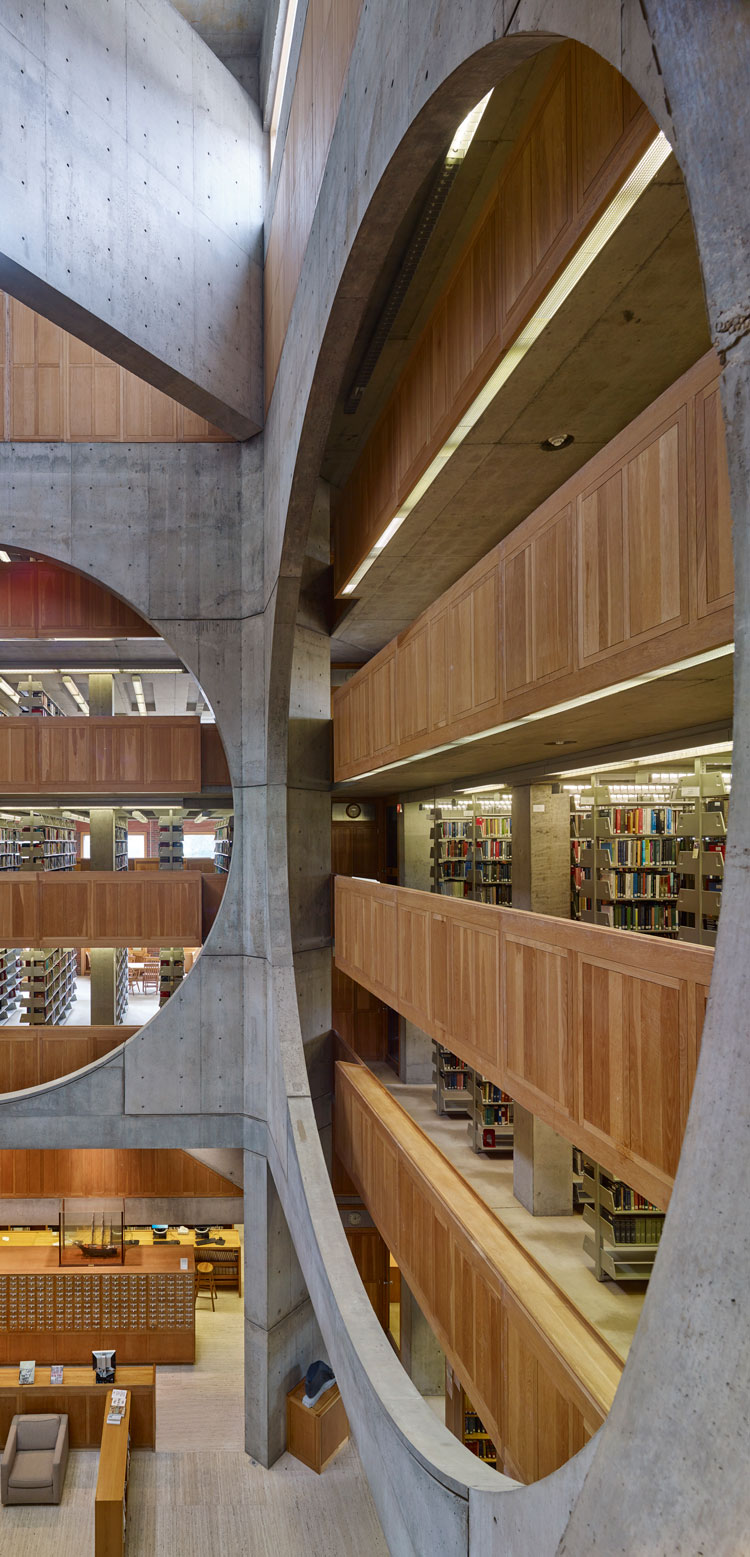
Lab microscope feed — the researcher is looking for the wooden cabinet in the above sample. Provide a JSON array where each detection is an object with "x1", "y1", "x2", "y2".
[
  {"x1": 286, "y1": 1380, "x2": 349, "y2": 1474},
  {"x1": 95, "y1": 1389, "x2": 131, "y2": 1557}
]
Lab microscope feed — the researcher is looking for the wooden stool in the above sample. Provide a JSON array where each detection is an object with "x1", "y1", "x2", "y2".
[{"x1": 195, "y1": 1261, "x2": 216, "y2": 1311}]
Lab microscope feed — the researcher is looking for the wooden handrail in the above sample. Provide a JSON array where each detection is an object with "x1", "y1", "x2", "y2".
[
  {"x1": 334, "y1": 875, "x2": 714, "y2": 1207},
  {"x1": 335, "y1": 1061, "x2": 622, "y2": 1483}
]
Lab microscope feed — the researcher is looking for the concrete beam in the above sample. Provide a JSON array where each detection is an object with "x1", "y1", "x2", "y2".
[{"x1": 0, "y1": 0, "x2": 264, "y2": 436}]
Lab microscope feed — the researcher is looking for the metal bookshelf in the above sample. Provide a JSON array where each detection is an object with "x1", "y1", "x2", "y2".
[
  {"x1": 582, "y1": 1160, "x2": 665, "y2": 1283},
  {"x1": 675, "y1": 767, "x2": 728, "y2": 946},
  {"x1": 213, "y1": 816, "x2": 233, "y2": 875},
  {"x1": 159, "y1": 948, "x2": 185, "y2": 1005},
  {"x1": 432, "y1": 1042, "x2": 472, "y2": 1117},
  {"x1": 468, "y1": 1072, "x2": 514, "y2": 1154},
  {"x1": 0, "y1": 950, "x2": 21, "y2": 1024},
  {"x1": 158, "y1": 812, "x2": 184, "y2": 871},
  {"x1": 20, "y1": 948, "x2": 77, "y2": 1026},
  {"x1": 571, "y1": 784, "x2": 682, "y2": 936}
]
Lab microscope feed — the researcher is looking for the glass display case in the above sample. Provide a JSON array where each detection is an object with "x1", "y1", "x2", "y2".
[{"x1": 59, "y1": 1197, "x2": 125, "y2": 1266}]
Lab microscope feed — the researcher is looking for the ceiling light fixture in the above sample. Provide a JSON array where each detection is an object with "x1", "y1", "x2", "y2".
[
  {"x1": 132, "y1": 811, "x2": 149, "y2": 825},
  {"x1": 340, "y1": 129, "x2": 673, "y2": 597},
  {"x1": 0, "y1": 552, "x2": 10, "y2": 564},
  {"x1": 540, "y1": 433, "x2": 575, "y2": 452},
  {"x1": 61, "y1": 675, "x2": 90, "y2": 715},
  {"x1": 447, "y1": 91, "x2": 493, "y2": 164},
  {"x1": 131, "y1": 675, "x2": 147, "y2": 716},
  {"x1": 0, "y1": 677, "x2": 21, "y2": 705}
]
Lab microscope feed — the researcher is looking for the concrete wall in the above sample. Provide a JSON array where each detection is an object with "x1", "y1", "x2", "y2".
[
  {"x1": 264, "y1": 1, "x2": 750, "y2": 1553},
  {"x1": 0, "y1": 0, "x2": 264, "y2": 435}
]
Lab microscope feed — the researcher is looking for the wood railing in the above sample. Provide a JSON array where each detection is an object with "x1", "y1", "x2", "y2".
[
  {"x1": 333, "y1": 43, "x2": 654, "y2": 596},
  {"x1": 0, "y1": 871, "x2": 208, "y2": 947},
  {"x1": 334, "y1": 876, "x2": 714, "y2": 1208},
  {"x1": 335, "y1": 1062, "x2": 623, "y2": 1483},
  {"x1": 0, "y1": 1026, "x2": 138, "y2": 1093},
  {"x1": 0, "y1": 716, "x2": 202, "y2": 794},
  {"x1": 333, "y1": 351, "x2": 732, "y2": 781}
]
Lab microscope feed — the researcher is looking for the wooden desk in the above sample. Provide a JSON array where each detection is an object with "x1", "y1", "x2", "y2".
[
  {"x1": 95, "y1": 1387, "x2": 131, "y2": 1557},
  {"x1": 0, "y1": 1365, "x2": 154, "y2": 1447},
  {"x1": 0, "y1": 1247, "x2": 195, "y2": 1364},
  {"x1": 286, "y1": 1380, "x2": 348, "y2": 1473}
]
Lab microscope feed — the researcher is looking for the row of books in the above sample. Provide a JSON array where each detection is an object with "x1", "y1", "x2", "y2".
[
  {"x1": 607, "y1": 837, "x2": 678, "y2": 867},
  {"x1": 611, "y1": 1185, "x2": 661, "y2": 1211},
  {"x1": 476, "y1": 817, "x2": 511, "y2": 837},
  {"x1": 608, "y1": 806, "x2": 679, "y2": 835},
  {"x1": 599, "y1": 870, "x2": 679, "y2": 900},
  {"x1": 599, "y1": 902, "x2": 679, "y2": 932},
  {"x1": 605, "y1": 1215, "x2": 665, "y2": 1245}
]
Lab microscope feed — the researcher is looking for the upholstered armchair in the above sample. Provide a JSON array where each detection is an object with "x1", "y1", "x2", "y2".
[{"x1": 1, "y1": 1413, "x2": 69, "y2": 1505}]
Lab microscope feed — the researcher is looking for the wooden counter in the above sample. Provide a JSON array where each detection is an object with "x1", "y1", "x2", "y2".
[
  {"x1": 0, "y1": 1364, "x2": 154, "y2": 1448},
  {"x1": 0, "y1": 1246, "x2": 195, "y2": 1364},
  {"x1": 95, "y1": 1387, "x2": 131, "y2": 1557}
]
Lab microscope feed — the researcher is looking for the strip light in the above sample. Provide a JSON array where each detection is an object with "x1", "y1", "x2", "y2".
[
  {"x1": 341, "y1": 130, "x2": 673, "y2": 597},
  {"x1": 339, "y1": 644, "x2": 734, "y2": 783},
  {"x1": 447, "y1": 91, "x2": 492, "y2": 164},
  {"x1": 61, "y1": 675, "x2": 89, "y2": 715},
  {"x1": 0, "y1": 552, "x2": 10, "y2": 565},
  {"x1": 131, "y1": 674, "x2": 147, "y2": 716},
  {"x1": 0, "y1": 677, "x2": 21, "y2": 705}
]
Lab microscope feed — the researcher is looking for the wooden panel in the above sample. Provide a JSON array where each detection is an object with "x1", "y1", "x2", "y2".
[
  {"x1": 504, "y1": 933, "x2": 571, "y2": 1116},
  {"x1": 0, "y1": 1147, "x2": 237, "y2": 1198},
  {"x1": 333, "y1": 351, "x2": 728, "y2": 785},
  {"x1": 0, "y1": 716, "x2": 202, "y2": 793},
  {"x1": 696, "y1": 377, "x2": 734, "y2": 616},
  {"x1": 333, "y1": 43, "x2": 654, "y2": 597},
  {"x1": 626, "y1": 415, "x2": 686, "y2": 639},
  {"x1": 396, "y1": 622, "x2": 430, "y2": 742},
  {"x1": 0, "y1": 1367, "x2": 155, "y2": 1449},
  {"x1": 334, "y1": 877, "x2": 714, "y2": 1207},
  {"x1": 0, "y1": 870, "x2": 204, "y2": 946},
  {"x1": 0, "y1": 557, "x2": 157, "y2": 640},
  {"x1": 335, "y1": 1061, "x2": 622, "y2": 1484},
  {"x1": 1, "y1": 291, "x2": 230, "y2": 444},
  {"x1": 578, "y1": 469, "x2": 626, "y2": 660}
]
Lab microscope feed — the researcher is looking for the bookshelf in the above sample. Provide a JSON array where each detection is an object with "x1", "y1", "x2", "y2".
[
  {"x1": 159, "y1": 948, "x2": 184, "y2": 1005},
  {"x1": 431, "y1": 798, "x2": 511, "y2": 905},
  {"x1": 432, "y1": 1042, "x2": 472, "y2": 1117},
  {"x1": 20, "y1": 948, "x2": 77, "y2": 1026},
  {"x1": 115, "y1": 815, "x2": 128, "y2": 872},
  {"x1": 582, "y1": 1159, "x2": 665, "y2": 1283},
  {"x1": 468, "y1": 1072, "x2": 514, "y2": 1154},
  {"x1": 0, "y1": 950, "x2": 21, "y2": 1024},
  {"x1": 18, "y1": 679, "x2": 63, "y2": 717},
  {"x1": 675, "y1": 767, "x2": 728, "y2": 946},
  {"x1": 19, "y1": 815, "x2": 77, "y2": 872},
  {"x1": 571, "y1": 784, "x2": 681, "y2": 936},
  {"x1": 0, "y1": 825, "x2": 21, "y2": 873},
  {"x1": 462, "y1": 1395, "x2": 499, "y2": 1468},
  {"x1": 158, "y1": 812, "x2": 184, "y2": 871},
  {"x1": 213, "y1": 816, "x2": 233, "y2": 875}
]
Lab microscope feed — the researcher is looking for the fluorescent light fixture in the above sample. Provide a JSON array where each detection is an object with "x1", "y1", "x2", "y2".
[
  {"x1": 0, "y1": 552, "x2": 10, "y2": 564},
  {"x1": 61, "y1": 675, "x2": 89, "y2": 715},
  {"x1": 132, "y1": 811, "x2": 149, "y2": 825},
  {"x1": 131, "y1": 675, "x2": 147, "y2": 716},
  {"x1": 0, "y1": 677, "x2": 21, "y2": 705},
  {"x1": 341, "y1": 129, "x2": 672, "y2": 597},
  {"x1": 447, "y1": 91, "x2": 493, "y2": 164},
  {"x1": 339, "y1": 644, "x2": 733, "y2": 782},
  {"x1": 457, "y1": 782, "x2": 507, "y2": 794}
]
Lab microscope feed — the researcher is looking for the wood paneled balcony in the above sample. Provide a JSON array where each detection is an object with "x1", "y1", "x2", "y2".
[{"x1": 0, "y1": 870, "x2": 225, "y2": 947}]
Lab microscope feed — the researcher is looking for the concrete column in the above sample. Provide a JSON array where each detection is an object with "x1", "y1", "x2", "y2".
[
  {"x1": 398, "y1": 801, "x2": 435, "y2": 1079},
  {"x1": 399, "y1": 1278, "x2": 444, "y2": 1395},
  {"x1": 88, "y1": 674, "x2": 114, "y2": 717},
  {"x1": 511, "y1": 783, "x2": 572, "y2": 1216},
  {"x1": 243, "y1": 1150, "x2": 325, "y2": 1466},
  {"x1": 89, "y1": 948, "x2": 117, "y2": 1025},
  {"x1": 89, "y1": 804, "x2": 117, "y2": 1024}
]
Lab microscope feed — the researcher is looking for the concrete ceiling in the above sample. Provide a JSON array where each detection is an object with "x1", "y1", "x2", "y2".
[
  {"x1": 0, "y1": 640, "x2": 209, "y2": 721},
  {"x1": 170, "y1": 0, "x2": 268, "y2": 55},
  {"x1": 326, "y1": 49, "x2": 712, "y2": 663}
]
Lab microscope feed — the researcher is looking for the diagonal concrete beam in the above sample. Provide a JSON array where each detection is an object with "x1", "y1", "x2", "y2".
[{"x1": 0, "y1": 0, "x2": 264, "y2": 437}]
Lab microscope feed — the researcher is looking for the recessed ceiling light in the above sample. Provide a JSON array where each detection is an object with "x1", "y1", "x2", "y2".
[{"x1": 540, "y1": 434, "x2": 575, "y2": 452}]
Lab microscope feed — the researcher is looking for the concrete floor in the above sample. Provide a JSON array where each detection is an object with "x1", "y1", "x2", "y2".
[{"x1": 373, "y1": 1068, "x2": 645, "y2": 1363}]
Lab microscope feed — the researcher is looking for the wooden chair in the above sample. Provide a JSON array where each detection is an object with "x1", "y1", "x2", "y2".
[
  {"x1": 195, "y1": 1262, "x2": 216, "y2": 1311},
  {"x1": 141, "y1": 959, "x2": 160, "y2": 996}
]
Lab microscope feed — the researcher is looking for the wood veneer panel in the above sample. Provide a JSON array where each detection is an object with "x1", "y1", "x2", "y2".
[
  {"x1": 335, "y1": 878, "x2": 714, "y2": 1205},
  {"x1": 0, "y1": 716, "x2": 201, "y2": 793},
  {"x1": 333, "y1": 43, "x2": 655, "y2": 597},
  {"x1": 336, "y1": 1062, "x2": 622, "y2": 1482},
  {"x1": 0, "y1": 870, "x2": 203, "y2": 946},
  {"x1": 333, "y1": 350, "x2": 729, "y2": 784}
]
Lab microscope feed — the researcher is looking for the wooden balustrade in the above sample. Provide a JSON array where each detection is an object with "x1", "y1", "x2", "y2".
[
  {"x1": 333, "y1": 351, "x2": 732, "y2": 781},
  {"x1": 334, "y1": 876, "x2": 714, "y2": 1208},
  {"x1": 335, "y1": 1062, "x2": 623, "y2": 1483},
  {"x1": 0, "y1": 871, "x2": 207, "y2": 947},
  {"x1": 333, "y1": 43, "x2": 654, "y2": 596},
  {"x1": 0, "y1": 1026, "x2": 137, "y2": 1093},
  {"x1": 0, "y1": 716, "x2": 202, "y2": 794}
]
